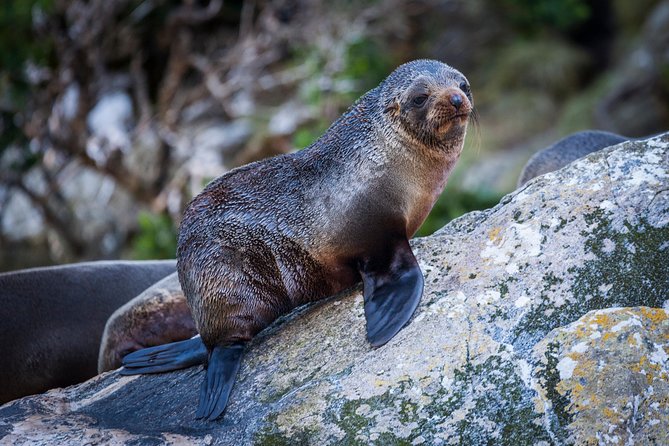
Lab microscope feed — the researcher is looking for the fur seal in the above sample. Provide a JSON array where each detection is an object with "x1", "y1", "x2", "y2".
[
  {"x1": 517, "y1": 130, "x2": 630, "y2": 187},
  {"x1": 0, "y1": 260, "x2": 175, "y2": 404},
  {"x1": 122, "y1": 59, "x2": 473, "y2": 420},
  {"x1": 98, "y1": 272, "x2": 196, "y2": 373}
]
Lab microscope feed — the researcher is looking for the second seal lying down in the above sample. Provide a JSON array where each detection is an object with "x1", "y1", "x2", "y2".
[{"x1": 122, "y1": 59, "x2": 474, "y2": 421}]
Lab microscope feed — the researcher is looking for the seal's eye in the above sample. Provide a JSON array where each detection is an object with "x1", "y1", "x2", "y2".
[
  {"x1": 412, "y1": 94, "x2": 428, "y2": 107},
  {"x1": 459, "y1": 81, "x2": 471, "y2": 98}
]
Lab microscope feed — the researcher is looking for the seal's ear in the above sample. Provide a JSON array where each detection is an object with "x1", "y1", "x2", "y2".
[{"x1": 383, "y1": 100, "x2": 400, "y2": 117}]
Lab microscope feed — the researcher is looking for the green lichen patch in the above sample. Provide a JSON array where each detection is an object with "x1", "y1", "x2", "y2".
[
  {"x1": 553, "y1": 216, "x2": 571, "y2": 233},
  {"x1": 575, "y1": 213, "x2": 668, "y2": 307},
  {"x1": 253, "y1": 346, "x2": 555, "y2": 445},
  {"x1": 512, "y1": 210, "x2": 668, "y2": 352},
  {"x1": 443, "y1": 348, "x2": 552, "y2": 445},
  {"x1": 534, "y1": 341, "x2": 573, "y2": 438},
  {"x1": 254, "y1": 412, "x2": 315, "y2": 446}
]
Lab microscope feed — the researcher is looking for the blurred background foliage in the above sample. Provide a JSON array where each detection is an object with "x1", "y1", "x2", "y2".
[
  {"x1": 131, "y1": 211, "x2": 178, "y2": 260},
  {"x1": 0, "y1": 0, "x2": 668, "y2": 270},
  {"x1": 500, "y1": 0, "x2": 591, "y2": 34}
]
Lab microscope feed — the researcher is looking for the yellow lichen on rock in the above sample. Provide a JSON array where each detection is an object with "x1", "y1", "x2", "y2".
[
  {"x1": 488, "y1": 227, "x2": 503, "y2": 243},
  {"x1": 533, "y1": 307, "x2": 669, "y2": 445}
]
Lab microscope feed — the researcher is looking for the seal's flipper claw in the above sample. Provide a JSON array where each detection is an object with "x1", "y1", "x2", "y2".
[
  {"x1": 120, "y1": 337, "x2": 207, "y2": 375},
  {"x1": 195, "y1": 344, "x2": 244, "y2": 421},
  {"x1": 361, "y1": 238, "x2": 424, "y2": 347}
]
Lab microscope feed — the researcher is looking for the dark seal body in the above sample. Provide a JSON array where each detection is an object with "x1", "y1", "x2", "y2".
[
  {"x1": 0, "y1": 260, "x2": 175, "y2": 404},
  {"x1": 178, "y1": 61, "x2": 471, "y2": 348},
  {"x1": 124, "y1": 59, "x2": 474, "y2": 420},
  {"x1": 517, "y1": 130, "x2": 630, "y2": 187}
]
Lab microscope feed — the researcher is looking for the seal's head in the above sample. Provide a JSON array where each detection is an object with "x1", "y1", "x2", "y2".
[
  {"x1": 379, "y1": 59, "x2": 473, "y2": 152},
  {"x1": 98, "y1": 282, "x2": 195, "y2": 373}
]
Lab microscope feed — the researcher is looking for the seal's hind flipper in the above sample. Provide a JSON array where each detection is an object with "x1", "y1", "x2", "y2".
[
  {"x1": 196, "y1": 344, "x2": 244, "y2": 421},
  {"x1": 361, "y1": 238, "x2": 424, "y2": 347},
  {"x1": 120, "y1": 337, "x2": 207, "y2": 375}
]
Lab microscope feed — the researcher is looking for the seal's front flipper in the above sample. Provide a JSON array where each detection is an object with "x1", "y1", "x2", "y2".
[
  {"x1": 361, "y1": 238, "x2": 424, "y2": 347},
  {"x1": 196, "y1": 344, "x2": 244, "y2": 421},
  {"x1": 120, "y1": 337, "x2": 207, "y2": 375}
]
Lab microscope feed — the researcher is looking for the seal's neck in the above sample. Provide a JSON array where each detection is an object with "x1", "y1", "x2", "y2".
[
  {"x1": 375, "y1": 113, "x2": 468, "y2": 238},
  {"x1": 398, "y1": 135, "x2": 466, "y2": 237}
]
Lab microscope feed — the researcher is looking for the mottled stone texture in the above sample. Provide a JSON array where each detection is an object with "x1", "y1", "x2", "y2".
[
  {"x1": 1, "y1": 134, "x2": 668, "y2": 445},
  {"x1": 533, "y1": 307, "x2": 669, "y2": 445}
]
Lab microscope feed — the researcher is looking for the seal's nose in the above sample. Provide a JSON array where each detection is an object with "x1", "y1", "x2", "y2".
[{"x1": 449, "y1": 92, "x2": 463, "y2": 110}]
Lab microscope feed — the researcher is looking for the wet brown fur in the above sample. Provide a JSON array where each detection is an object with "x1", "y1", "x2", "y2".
[
  {"x1": 98, "y1": 272, "x2": 196, "y2": 372},
  {"x1": 177, "y1": 59, "x2": 473, "y2": 350}
]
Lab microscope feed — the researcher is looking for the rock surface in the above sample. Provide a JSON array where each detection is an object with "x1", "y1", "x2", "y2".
[
  {"x1": 0, "y1": 134, "x2": 668, "y2": 445},
  {"x1": 533, "y1": 307, "x2": 669, "y2": 445}
]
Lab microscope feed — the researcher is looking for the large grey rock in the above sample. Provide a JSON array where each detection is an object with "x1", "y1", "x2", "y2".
[{"x1": 0, "y1": 134, "x2": 667, "y2": 445}]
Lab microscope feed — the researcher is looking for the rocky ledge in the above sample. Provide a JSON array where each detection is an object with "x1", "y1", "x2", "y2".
[{"x1": 1, "y1": 133, "x2": 668, "y2": 445}]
